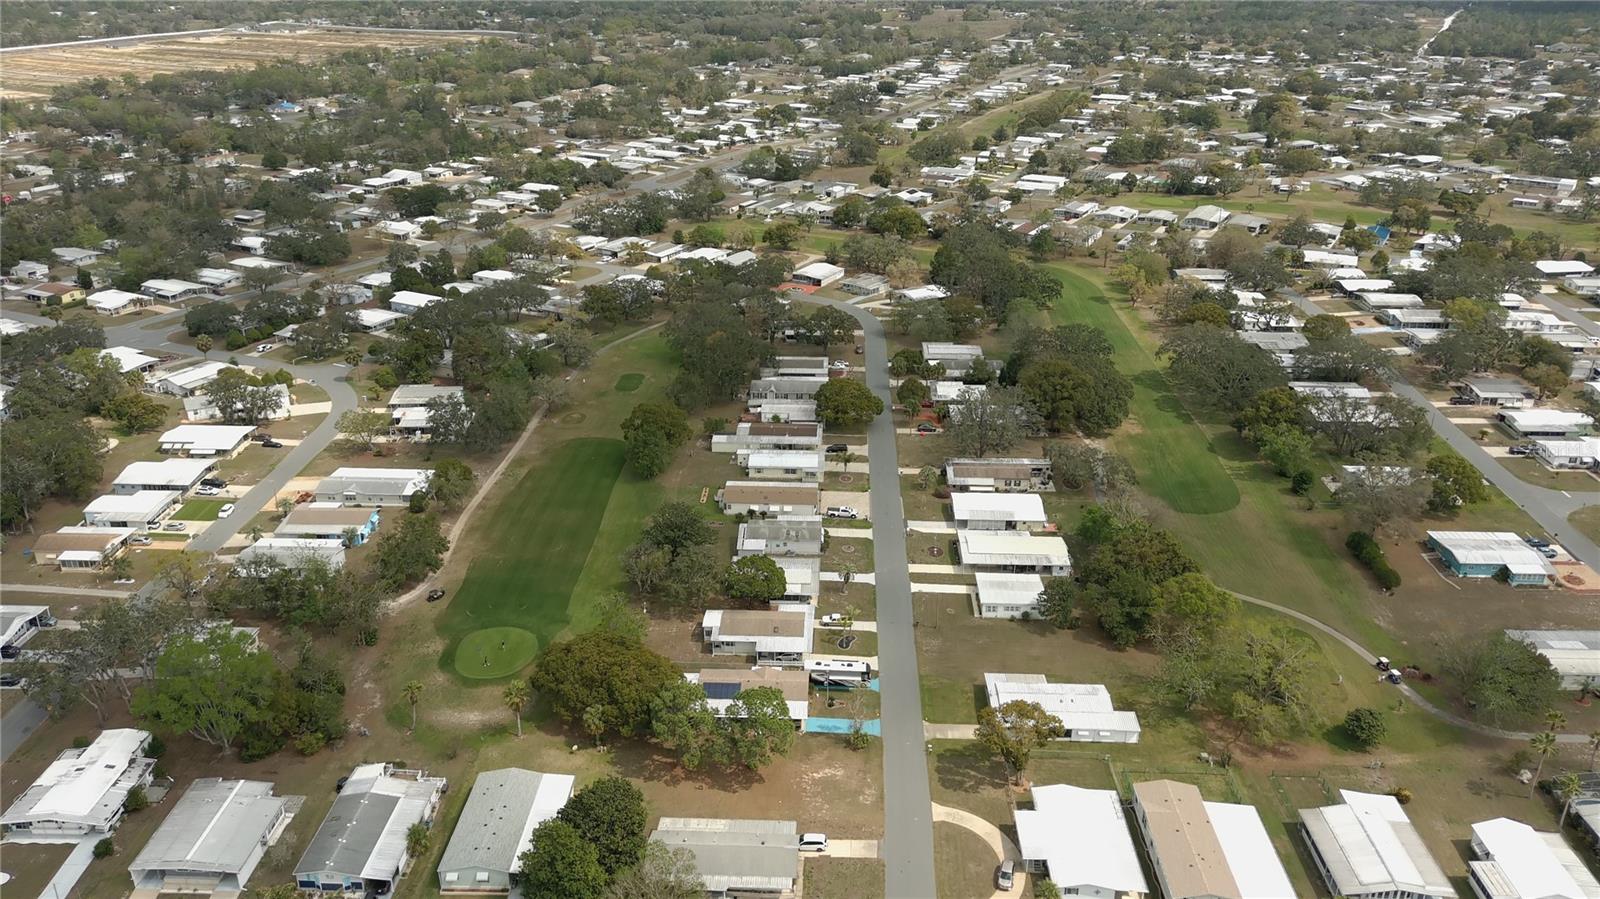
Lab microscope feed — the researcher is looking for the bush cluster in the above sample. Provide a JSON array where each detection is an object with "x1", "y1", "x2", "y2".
[{"x1": 1345, "y1": 531, "x2": 1401, "y2": 589}]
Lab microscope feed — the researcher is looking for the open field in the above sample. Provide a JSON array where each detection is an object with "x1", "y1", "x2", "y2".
[
  {"x1": 935, "y1": 822, "x2": 999, "y2": 899},
  {"x1": 805, "y1": 858, "x2": 886, "y2": 899},
  {"x1": 0, "y1": 30, "x2": 477, "y2": 100}
]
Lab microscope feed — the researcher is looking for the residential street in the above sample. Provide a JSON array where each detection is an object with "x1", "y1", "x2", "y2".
[{"x1": 817, "y1": 297, "x2": 936, "y2": 899}]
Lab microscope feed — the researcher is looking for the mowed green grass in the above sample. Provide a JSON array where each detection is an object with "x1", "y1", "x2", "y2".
[
  {"x1": 171, "y1": 499, "x2": 226, "y2": 520},
  {"x1": 436, "y1": 438, "x2": 626, "y2": 671},
  {"x1": 1044, "y1": 264, "x2": 1240, "y2": 515},
  {"x1": 454, "y1": 626, "x2": 540, "y2": 679},
  {"x1": 614, "y1": 372, "x2": 645, "y2": 392}
]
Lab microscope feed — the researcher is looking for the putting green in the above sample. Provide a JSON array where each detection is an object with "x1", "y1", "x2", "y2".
[
  {"x1": 614, "y1": 372, "x2": 645, "y2": 392},
  {"x1": 454, "y1": 627, "x2": 539, "y2": 679}
]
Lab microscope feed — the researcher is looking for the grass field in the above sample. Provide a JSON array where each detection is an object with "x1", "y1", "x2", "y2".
[
  {"x1": 453, "y1": 626, "x2": 540, "y2": 679},
  {"x1": 614, "y1": 372, "x2": 645, "y2": 392},
  {"x1": 935, "y1": 822, "x2": 1000, "y2": 899},
  {"x1": 171, "y1": 499, "x2": 226, "y2": 520},
  {"x1": 435, "y1": 438, "x2": 626, "y2": 678},
  {"x1": 805, "y1": 858, "x2": 886, "y2": 899},
  {"x1": 1045, "y1": 264, "x2": 1240, "y2": 515},
  {"x1": 1569, "y1": 505, "x2": 1600, "y2": 545}
]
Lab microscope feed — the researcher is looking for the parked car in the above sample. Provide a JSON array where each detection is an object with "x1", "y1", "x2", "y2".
[
  {"x1": 426, "y1": 589, "x2": 446, "y2": 602},
  {"x1": 996, "y1": 860, "x2": 1016, "y2": 892},
  {"x1": 915, "y1": 422, "x2": 940, "y2": 434},
  {"x1": 1, "y1": 645, "x2": 20, "y2": 660},
  {"x1": 163, "y1": 521, "x2": 187, "y2": 532},
  {"x1": 335, "y1": 775, "x2": 350, "y2": 793},
  {"x1": 829, "y1": 360, "x2": 850, "y2": 370},
  {"x1": 200, "y1": 477, "x2": 227, "y2": 489},
  {"x1": 825, "y1": 506, "x2": 859, "y2": 519},
  {"x1": 129, "y1": 535, "x2": 153, "y2": 546},
  {"x1": 854, "y1": 344, "x2": 864, "y2": 354},
  {"x1": 0, "y1": 674, "x2": 22, "y2": 688},
  {"x1": 798, "y1": 833, "x2": 828, "y2": 853},
  {"x1": 1540, "y1": 547, "x2": 1559, "y2": 559},
  {"x1": 1447, "y1": 396, "x2": 1475, "y2": 406},
  {"x1": 1508, "y1": 444, "x2": 1534, "y2": 456},
  {"x1": 1525, "y1": 535, "x2": 1551, "y2": 548},
  {"x1": 260, "y1": 438, "x2": 284, "y2": 448},
  {"x1": 826, "y1": 443, "x2": 849, "y2": 454},
  {"x1": 195, "y1": 486, "x2": 221, "y2": 496},
  {"x1": 255, "y1": 343, "x2": 276, "y2": 353},
  {"x1": 217, "y1": 503, "x2": 235, "y2": 519},
  {"x1": 820, "y1": 613, "x2": 846, "y2": 627}
]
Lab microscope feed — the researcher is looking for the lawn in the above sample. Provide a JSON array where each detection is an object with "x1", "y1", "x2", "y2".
[
  {"x1": 1501, "y1": 456, "x2": 1600, "y2": 492},
  {"x1": 935, "y1": 822, "x2": 1000, "y2": 899},
  {"x1": 454, "y1": 626, "x2": 541, "y2": 679},
  {"x1": 171, "y1": 499, "x2": 226, "y2": 520},
  {"x1": 816, "y1": 627, "x2": 877, "y2": 657},
  {"x1": 1569, "y1": 505, "x2": 1600, "y2": 545},
  {"x1": 435, "y1": 438, "x2": 626, "y2": 678},
  {"x1": 0, "y1": 842, "x2": 73, "y2": 899},
  {"x1": 804, "y1": 858, "x2": 885, "y2": 899},
  {"x1": 614, "y1": 372, "x2": 645, "y2": 392},
  {"x1": 822, "y1": 535, "x2": 875, "y2": 573},
  {"x1": 1044, "y1": 264, "x2": 1240, "y2": 515}
]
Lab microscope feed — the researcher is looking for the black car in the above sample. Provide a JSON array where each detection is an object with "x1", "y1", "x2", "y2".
[
  {"x1": 426, "y1": 589, "x2": 446, "y2": 602},
  {"x1": 0, "y1": 674, "x2": 20, "y2": 688},
  {"x1": 335, "y1": 775, "x2": 350, "y2": 792},
  {"x1": 260, "y1": 439, "x2": 284, "y2": 448},
  {"x1": 826, "y1": 443, "x2": 848, "y2": 454},
  {"x1": 200, "y1": 477, "x2": 227, "y2": 489},
  {"x1": 0, "y1": 645, "x2": 19, "y2": 659}
]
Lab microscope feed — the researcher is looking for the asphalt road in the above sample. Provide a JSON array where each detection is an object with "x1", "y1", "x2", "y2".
[
  {"x1": 1276, "y1": 287, "x2": 1600, "y2": 565},
  {"x1": 0, "y1": 696, "x2": 47, "y2": 761},
  {"x1": 816, "y1": 297, "x2": 937, "y2": 899}
]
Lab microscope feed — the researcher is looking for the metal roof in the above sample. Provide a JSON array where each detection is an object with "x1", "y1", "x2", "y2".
[
  {"x1": 0, "y1": 729, "x2": 152, "y2": 828},
  {"x1": 131, "y1": 779, "x2": 295, "y2": 877},
  {"x1": 1300, "y1": 790, "x2": 1455, "y2": 898},
  {"x1": 435, "y1": 769, "x2": 573, "y2": 878},
  {"x1": 295, "y1": 764, "x2": 445, "y2": 884},
  {"x1": 1014, "y1": 785, "x2": 1148, "y2": 894},
  {"x1": 1469, "y1": 817, "x2": 1597, "y2": 899},
  {"x1": 951, "y1": 492, "x2": 1047, "y2": 522},
  {"x1": 958, "y1": 531, "x2": 1071, "y2": 568},
  {"x1": 1132, "y1": 780, "x2": 1241, "y2": 899},
  {"x1": 649, "y1": 818, "x2": 799, "y2": 893}
]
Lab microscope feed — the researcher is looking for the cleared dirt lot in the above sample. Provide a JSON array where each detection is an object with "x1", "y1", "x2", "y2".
[{"x1": 0, "y1": 30, "x2": 476, "y2": 100}]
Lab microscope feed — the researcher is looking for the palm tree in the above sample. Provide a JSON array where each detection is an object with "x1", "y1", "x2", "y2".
[
  {"x1": 1554, "y1": 772, "x2": 1584, "y2": 828},
  {"x1": 581, "y1": 704, "x2": 606, "y2": 746},
  {"x1": 402, "y1": 680, "x2": 423, "y2": 732},
  {"x1": 503, "y1": 681, "x2": 529, "y2": 737},
  {"x1": 195, "y1": 334, "x2": 213, "y2": 359},
  {"x1": 1588, "y1": 731, "x2": 1600, "y2": 771},
  {"x1": 1529, "y1": 731, "x2": 1559, "y2": 797},
  {"x1": 1545, "y1": 709, "x2": 1567, "y2": 733}
]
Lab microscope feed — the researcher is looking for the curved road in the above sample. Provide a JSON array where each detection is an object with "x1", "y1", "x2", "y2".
[
  {"x1": 816, "y1": 297, "x2": 937, "y2": 899},
  {"x1": 1229, "y1": 589, "x2": 1590, "y2": 744}
]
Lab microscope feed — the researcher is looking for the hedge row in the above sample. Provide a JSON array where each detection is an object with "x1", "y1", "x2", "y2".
[{"x1": 1346, "y1": 531, "x2": 1401, "y2": 590}]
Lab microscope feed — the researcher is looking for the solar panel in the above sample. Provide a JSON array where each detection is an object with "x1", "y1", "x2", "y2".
[{"x1": 702, "y1": 682, "x2": 741, "y2": 700}]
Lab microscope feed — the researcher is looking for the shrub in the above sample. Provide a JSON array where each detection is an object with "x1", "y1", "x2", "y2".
[
  {"x1": 224, "y1": 329, "x2": 249, "y2": 350},
  {"x1": 932, "y1": 486, "x2": 950, "y2": 499},
  {"x1": 124, "y1": 785, "x2": 149, "y2": 812},
  {"x1": 408, "y1": 492, "x2": 430, "y2": 513},
  {"x1": 145, "y1": 735, "x2": 166, "y2": 759},
  {"x1": 1345, "y1": 531, "x2": 1401, "y2": 589},
  {"x1": 1390, "y1": 786, "x2": 1413, "y2": 805},
  {"x1": 71, "y1": 735, "x2": 92, "y2": 749},
  {"x1": 372, "y1": 366, "x2": 400, "y2": 391},
  {"x1": 1342, "y1": 707, "x2": 1386, "y2": 750},
  {"x1": 295, "y1": 732, "x2": 328, "y2": 756},
  {"x1": 1290, "y1": 470, "x2": 1314, "y2": 495},
  {"x1": 93, "y1": 838, "x2": 115, "y2": 859}
]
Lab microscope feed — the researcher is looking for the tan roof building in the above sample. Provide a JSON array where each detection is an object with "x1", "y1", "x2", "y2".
[
  {"x1": 717, "y1": 480, "x2": 820, "y2": 515},
  {"x1": 690, "y1": 668, "x2": 808, "y2": 721},
  {"x1": 1131, "y1": 780, "x2": 1295, "y2": 899}
]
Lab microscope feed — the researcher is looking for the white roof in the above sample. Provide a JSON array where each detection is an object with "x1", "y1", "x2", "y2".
[
  {"x1": 1470, "y1": 817, "x2": 1598, "y2": 899},
  {"x1": 0, "y1": 729, "x2": 150, "y2": 827},
  {"x1": 159, "y1": 424, "x2": 255, "y2": 454},
  {"x1": 87, "y1": 288, "x2": 142, "y2": 309},
  {"x1": 100, "y1": 346, "x2": 159, "y2": 373},
  {"x1": 746, "y1": 450, "x2": 823, "y2": 471},
  {"x1": 389, "y1": 290, "x2": 442, "y2": 311},
  {"x1": 1535, "y1": 260, "x2": 1593, "y2": 276},
  {"x1": 957, "y1": 531, "x2": 1071, "y2": 567},
  {"x1": 1500, "y1": 408, "x2": 1593, "y2": 429},
  {"x1": 83, "y1": 490, "x2": 179, "y2": 519},
  {"x1": 984, "y1": 673, "x2": 1138, "y2": 735},
  {"x1": 141, "y1": 278, "x2": 206, "y2": 294},
  {"x1": 159, "y1": 361, "x2": 235, "y2": 391},
  {"x1": 1429, "y1": 531, "x2": 1555, "y2": 575},
  {"x1": 793, "y1": 261, "x2": 844, "y2": 281},
  {"x1": 974, "y1": 572, "x2": 1045, "y2": 607},
  {"x1": 113, "y1": 458, "x2": 215, "y2": 488},
  {"x1": 951, "y1": 492, "x2": 1047, "y2": 523},
  {"x1": 1014, "y1": 785, "x2": 1148, "y2": 894},
  {"x1": 1301, "y1": 790, "x2": 1456, "y2": 898},
  {"x1": 355, "y1": 308, "x2": 405, "y2": 329},
  {"x1": 1504, "y1": 630, "x2": 1600, "y2": 679},
  {"x1": 1206, "y1": 800, "x2": 1298, "y2": 899}
]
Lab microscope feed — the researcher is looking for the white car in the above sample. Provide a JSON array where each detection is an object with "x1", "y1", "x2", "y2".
[
  {"x1": 799, "y1": 833, "x2": 828, "y2": 852},
  {"x1": 255, "y1": 343, "x2": 276, "y2": 353},
  {"x1": 825, "y1": 506, "x2": 859, "y2": 519},
  {"x1": 829, "y1": 360, "x2": 850, "y2": 370},
  {"x1": 820, "y1": 613, "x2": 846, "y2": 627},
  {"x1": 195, "y1": 485, "x2": 222, "y2": 496},
  {"x1": 163, "y1": 521, "x2": 187, "y2": 532},
  {"x1": 217, "y1": 503, "x2": 235, "y2": 519}
]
